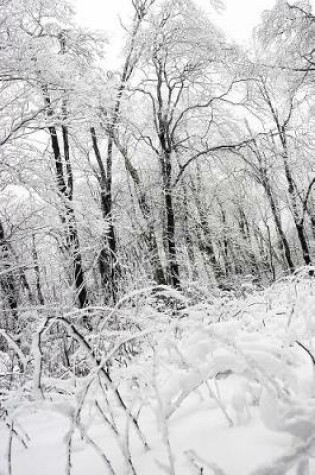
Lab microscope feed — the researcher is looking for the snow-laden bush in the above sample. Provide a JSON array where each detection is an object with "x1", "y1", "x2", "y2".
[{"x1": 1, "y1": 276, "x2": 315, "y2": 474}]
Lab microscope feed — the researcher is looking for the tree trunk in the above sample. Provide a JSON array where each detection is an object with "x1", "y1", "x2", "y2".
[
  {"x1": 114, "y1": 137, "x2": 166, "y2": 285},
  {"x1": 281, "y1": 128, "x2": 311, "y2": 266},
  {"x1": 191, "y1": 181, "x2": 224, "y2": 283},
  {"x1": 182, "y1": 186, "x2": 198, "y2": 280},
  {"x1": 162, "y1": 152, "x2": 181, "y2": 288},
  {"x1": 44, "y1": 90, "x2": 89, "y2": 308},
  {"x1": 263, "y1": 178, "x2": 295, "y2": 272},
  {"x1": 90, "y1": 127, "x2": 122, "y2": 301},
  {"x1": 32, "y1": 234, "x2": 45, "y2": 305},
  {"x1": 238, "y1": 207, "x2": 260, "y2": 276}
]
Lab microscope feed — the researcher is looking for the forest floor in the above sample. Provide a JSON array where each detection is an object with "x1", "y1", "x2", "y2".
[{"x1": 1, "y1": 272, "x2": 315, "y2": 475}]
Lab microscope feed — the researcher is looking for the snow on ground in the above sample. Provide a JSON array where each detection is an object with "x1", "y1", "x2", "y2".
[{"x1": 1, "y1": 273, "x2": 315, "y2": 474}]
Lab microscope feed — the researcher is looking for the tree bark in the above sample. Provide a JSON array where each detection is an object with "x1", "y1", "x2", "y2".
[
  {"x1": 114, "y1": 137, "x2": 166, "y2": 285},
  {"x1": 162, "y1": 151, "x2": 181, "y2": 288},
  {"x1": 44, "y1": 90, "x2": 89, "y2": 308},
  {"x1": 191, "y1": 180, "x2": 224, "y2": 283},
  {"x1": 263, "y1": 178, "x2": 295, "y2": 272}
]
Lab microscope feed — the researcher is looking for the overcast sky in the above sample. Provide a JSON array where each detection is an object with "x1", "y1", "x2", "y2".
[{"x1": 73, "y1": 0, "x2": 315, "y2": 59}]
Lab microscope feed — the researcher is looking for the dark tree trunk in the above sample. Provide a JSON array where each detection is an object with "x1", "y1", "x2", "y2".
[
  {"x1": 238, "y1": 207, "x2": 260, "y2": 276},
  {"x1": 306, "y1": 203, "x2": 315, "y2": 242},
  {"x1": 90, "y1": 127, "x2": 121, "y2": 301},
  {"x1": 248, "y1": 141, "x2": 295, "y2": 273},
  {"x1": 161, "y1": 151, "x2": 180, "y2": 288},
  {"x1": 117, "y1": 141, "x2": 166, "y2": 285},
  {"x1": 263, "y1": 87, "x2": 311, "y2": 269},
  {"x1": 32, "y1": 235, "x2": 45, "y2": 306},
  {"x1": 218, "y1": 205, "x2": 230, "y2": 277},
  {"x1": 89, "y1": 8, "x2": 149, "y2": 299},
  {"x1": 281, "y1": 129, "x2": 311, "y2": 267},
  {"x1": 296, "y1": 222, "x2": 311, "y2": 265},
  {"x1": 44, "y1": 91, "x2": 89, "y2": 308},
  {"x1": 191, "y1": 182, "x2": 224, "y2": 283},
  {"x1": 67, "y1": 215, "x2": 89, "y2": 308},
  {"x1": 264, "y1": 179, "x2": 295, "y2": 272},
  {"x1": 182, "y1": 186, "x2": 198, "y2": 280},
  {"x1": 0, "y1": 221, "x2": 19, "y2": 328}
]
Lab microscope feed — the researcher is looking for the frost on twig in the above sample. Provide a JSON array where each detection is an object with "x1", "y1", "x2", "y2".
[
  {"x1": 0, "y1": 329, "x2": 27, "y2": 370},
  {"x1": 153, "y1": 349, "x2": 176, "y2": 475},
  {"x1": 6, "y1": 420, "x2": 13, "y2": 475},
  {"x1": 94, "y1": 398, "x2": 137, "y2": 475},
  {"x1": 185, "y1": 449, "x2": 227, "y2": 475}
]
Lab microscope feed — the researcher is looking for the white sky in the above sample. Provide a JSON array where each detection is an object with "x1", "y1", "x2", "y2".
[{"x1": 73, "y1": 0, "x2": 315, "y2": 58}]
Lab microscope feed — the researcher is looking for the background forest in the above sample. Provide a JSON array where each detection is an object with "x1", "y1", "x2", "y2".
[
  {"x1": 2, "y1": 1, "x2": 315, "y2": 474},
  {"x1": 1, "y1": 0, "x2": 315, "y2": 311}
]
